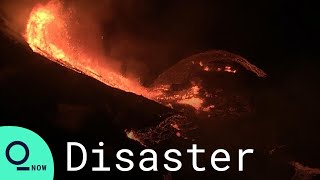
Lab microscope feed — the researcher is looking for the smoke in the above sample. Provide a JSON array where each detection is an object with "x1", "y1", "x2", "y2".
[
  {"x1": 1, "y1": 0, "x2": 217, "y2": 85},
  {"x1": 0, "y1": 0, "x2": 42, "y2": 42},
  {"x1": 0, "y1": 0, "x2": 147, "y2": 82},
  {"x1": 62, "y1": 1, "x2": 159, "y2": 83},
  {"x1": 0, "y1": 0, "x2": 125, "y2": 77},
  {"x1": 94, "y1": 0, "x2": 217, "y2": 85}
]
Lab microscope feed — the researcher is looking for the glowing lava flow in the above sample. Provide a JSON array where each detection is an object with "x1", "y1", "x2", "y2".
[
  {"x1": 24, "y1": 1, "x2": 203, "y2": 146},
  {"x1": 24, "y1": 0, "x2": 208, "y2": 112},
  {"x1": 23, "y1": 1, "x2": 266, "y2": 147},
  {"x1": 25, "y1": 1, "x2": 152, "y2": 98}
]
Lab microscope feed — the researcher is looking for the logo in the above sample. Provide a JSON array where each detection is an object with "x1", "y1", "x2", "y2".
[{"x1": 0, "y1": 126, "x2": 54, "y2": 180}]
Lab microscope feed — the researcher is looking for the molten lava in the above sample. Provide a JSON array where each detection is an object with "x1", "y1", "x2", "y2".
[
  {"x1": 24, "y1": 0, "x2": 210, "y2": 113},
  {"x1": 23, "y1": 1, "x2": 266, "y2": 147},
  {"x1": 25, "y1": 0, "x2": 151, "y2": 98},
  {"x1": 23, "y1": 0, "x2": 205, "y2": 147}
]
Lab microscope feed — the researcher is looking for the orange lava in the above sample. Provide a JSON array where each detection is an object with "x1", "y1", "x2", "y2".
[
  {"x1": 177, "y1": 97, "x2": 204, "y2": 111},
  {"x1": 224, "y1": 66, "x2": 237, "y2": 73},
  {"x1": 24, "y1": 0, "x2": 211, "y2": 113},
  {"x1": 25, "y1": 0, "x2": 152, "y2": 98},
  {"x1": 24, "y1": 0, "x2": 265, "y2": 146}
]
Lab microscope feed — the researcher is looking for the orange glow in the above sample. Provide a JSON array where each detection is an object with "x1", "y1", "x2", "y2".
[
  {"x1": 24, "y1": 0, "x2": 218, "y2": 113},
  {"x1": 153, "y1": 82, "x2": 214, "y2": 113},
  {"x1": 224, "y1": 66, "x2": 237, "y2": 73},
  {"x1": 203, "y1": 66, "x2": 210, "y2": 71},
  {"x1": 23, "y1": 1, "x2": 255, "y2": 147},
  {"x1": 25, "y1": 0, "x2": 152, "y2": 98},
  {"x1": 177, "y1": 97, "x2": 204, "y2": 110}
]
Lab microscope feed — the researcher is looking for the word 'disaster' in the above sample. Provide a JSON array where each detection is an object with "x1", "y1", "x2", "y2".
[{"x1": 67, "y1": 142, "x2": 254, "y2": 172}]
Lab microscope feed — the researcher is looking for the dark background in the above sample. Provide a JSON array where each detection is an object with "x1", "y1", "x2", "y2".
[
  {"x1": 97, "y1": 0, "x2": 319, "y2": 83},
  {"x1": 0, "y1": 0, "x2": 319, "y2": 179}
]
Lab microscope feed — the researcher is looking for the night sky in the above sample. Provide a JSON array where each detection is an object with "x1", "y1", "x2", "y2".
[{"x1": 96, "y1": 0, "x2": 319, "y2": 78}]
